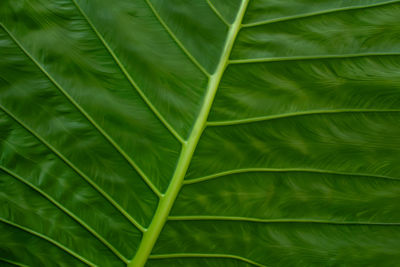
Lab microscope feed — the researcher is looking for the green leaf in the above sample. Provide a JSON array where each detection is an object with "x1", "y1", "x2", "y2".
[{"x1": 1, "y1": 0, "x2": 400, "y2": 266}]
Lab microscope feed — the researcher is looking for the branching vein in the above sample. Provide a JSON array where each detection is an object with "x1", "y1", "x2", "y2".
[
  {"x1": 129, "y1": 1, "x2": 251, "y2": 266},
  {"x1": 207, "y1": 109, "x2": 400, "y2": 126}
]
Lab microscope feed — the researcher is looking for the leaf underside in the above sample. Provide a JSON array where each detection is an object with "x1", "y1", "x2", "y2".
[{"x1": 1, "y1": 0, "x2": 400, "y2": 266}]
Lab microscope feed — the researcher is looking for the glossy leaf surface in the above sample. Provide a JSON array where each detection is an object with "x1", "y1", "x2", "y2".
[{"x1": 1, "y1": 0, "x2": 400, "y2": 266}]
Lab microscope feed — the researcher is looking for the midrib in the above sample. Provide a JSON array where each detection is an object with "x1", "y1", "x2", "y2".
[{"x1": 129, "y1": 1, "x2": 250, "y2": 265}]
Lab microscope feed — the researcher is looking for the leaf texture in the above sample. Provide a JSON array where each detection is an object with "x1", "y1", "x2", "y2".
[{"x1": 1, "y1": 0, "x2": 400, "y2": 266}]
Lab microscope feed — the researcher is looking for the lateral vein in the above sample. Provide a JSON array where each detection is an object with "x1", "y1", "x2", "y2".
[
  {"x1": 70, "y1": 0, "x2": 185, "y2": 145},
  {"x1": 143, "y1": 0, "x2": 210, "y2": 76},
  {"x1": 242, "y1": 0, "x2": 400, "y2": 28},
  {"x1": 167, "y1": 216, "x2": 400, "y2": 226},
  {"x1": 0, "y1": 257, "x2": 29, "y2": 267},
  {"x1": 229, "y1": 52, "x2": 400, "y2": 64},
  {"x1": 0, "y1": 218, "x2": 95, "y2": 266},
  {"x1": 207, "y1": 109, "x2": 400, "y2": 126},
  {"x1": 205, "y1": 0, "x2": 230, "y2": 26},
  {"x1": 184, "y1": 168, "x2": 399, "y2": 185}
]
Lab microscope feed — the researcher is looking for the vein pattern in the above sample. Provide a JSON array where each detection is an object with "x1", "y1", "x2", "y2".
[{"x1": 1, "y1": 0, "x2": 400, "y2": 266}]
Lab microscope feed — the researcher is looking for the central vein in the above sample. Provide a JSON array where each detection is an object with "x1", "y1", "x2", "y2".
[{"x1": 129, "y1": 1, "x2": 250, "y2": 265}]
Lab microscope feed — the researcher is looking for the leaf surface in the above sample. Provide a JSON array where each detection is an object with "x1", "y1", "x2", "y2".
[{"x1": 1, "y1": 0, "x2": 400, "y2": 266}]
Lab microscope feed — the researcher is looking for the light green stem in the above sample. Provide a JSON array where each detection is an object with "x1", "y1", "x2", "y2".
[{"x1": 128, "y1": 1, "x2": 250, "y2": 265}]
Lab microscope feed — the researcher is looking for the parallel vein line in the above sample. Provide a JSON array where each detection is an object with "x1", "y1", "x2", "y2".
[
  {"x1": 0, "y1": 23, "x2": 162, "y2": 199},
  {"x1": 0, "y1": 218, "x2": 94, "y2": 266},
  {"x1": 229, "y1": 52, "x2": 400, "y2": 64},
  {"x1": 242, "y1": 0, "x2": 400, "y2": 28},
  {"x1": 168, "y1": 216, "x2": 400, "y2": 226},
  {"x1": 129, "y1": 1, "x2": 251, "y2": 266},
  {"x1": 0, "y1": 165, "x2": 128, "y2": 264},
  {"x1": 149, "y1": 253, "x2": 266, "y2": 267},
  {"x1": 0, "y1": 104, "x2": 146, "y2": 233},
  {"x1": 207, "y1": 109, "x2": 400, "y2": 126},
  {"x1": 143, "y1": 0, "x2": 210, "y2": 76},
  {"x1": 205, "y1": 0, "x2": 230, "y2": 26},
  {"x1": 184, "y1": 168, "x2": 399, "y2": 185},
  {"x1": 70, "y1": 0, "x2": 185, "y2": 145}
]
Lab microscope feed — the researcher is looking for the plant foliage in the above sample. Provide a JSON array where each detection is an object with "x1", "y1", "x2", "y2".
[{"x1": 1, "y1": 0, "x2": 400, "y2": 266}]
